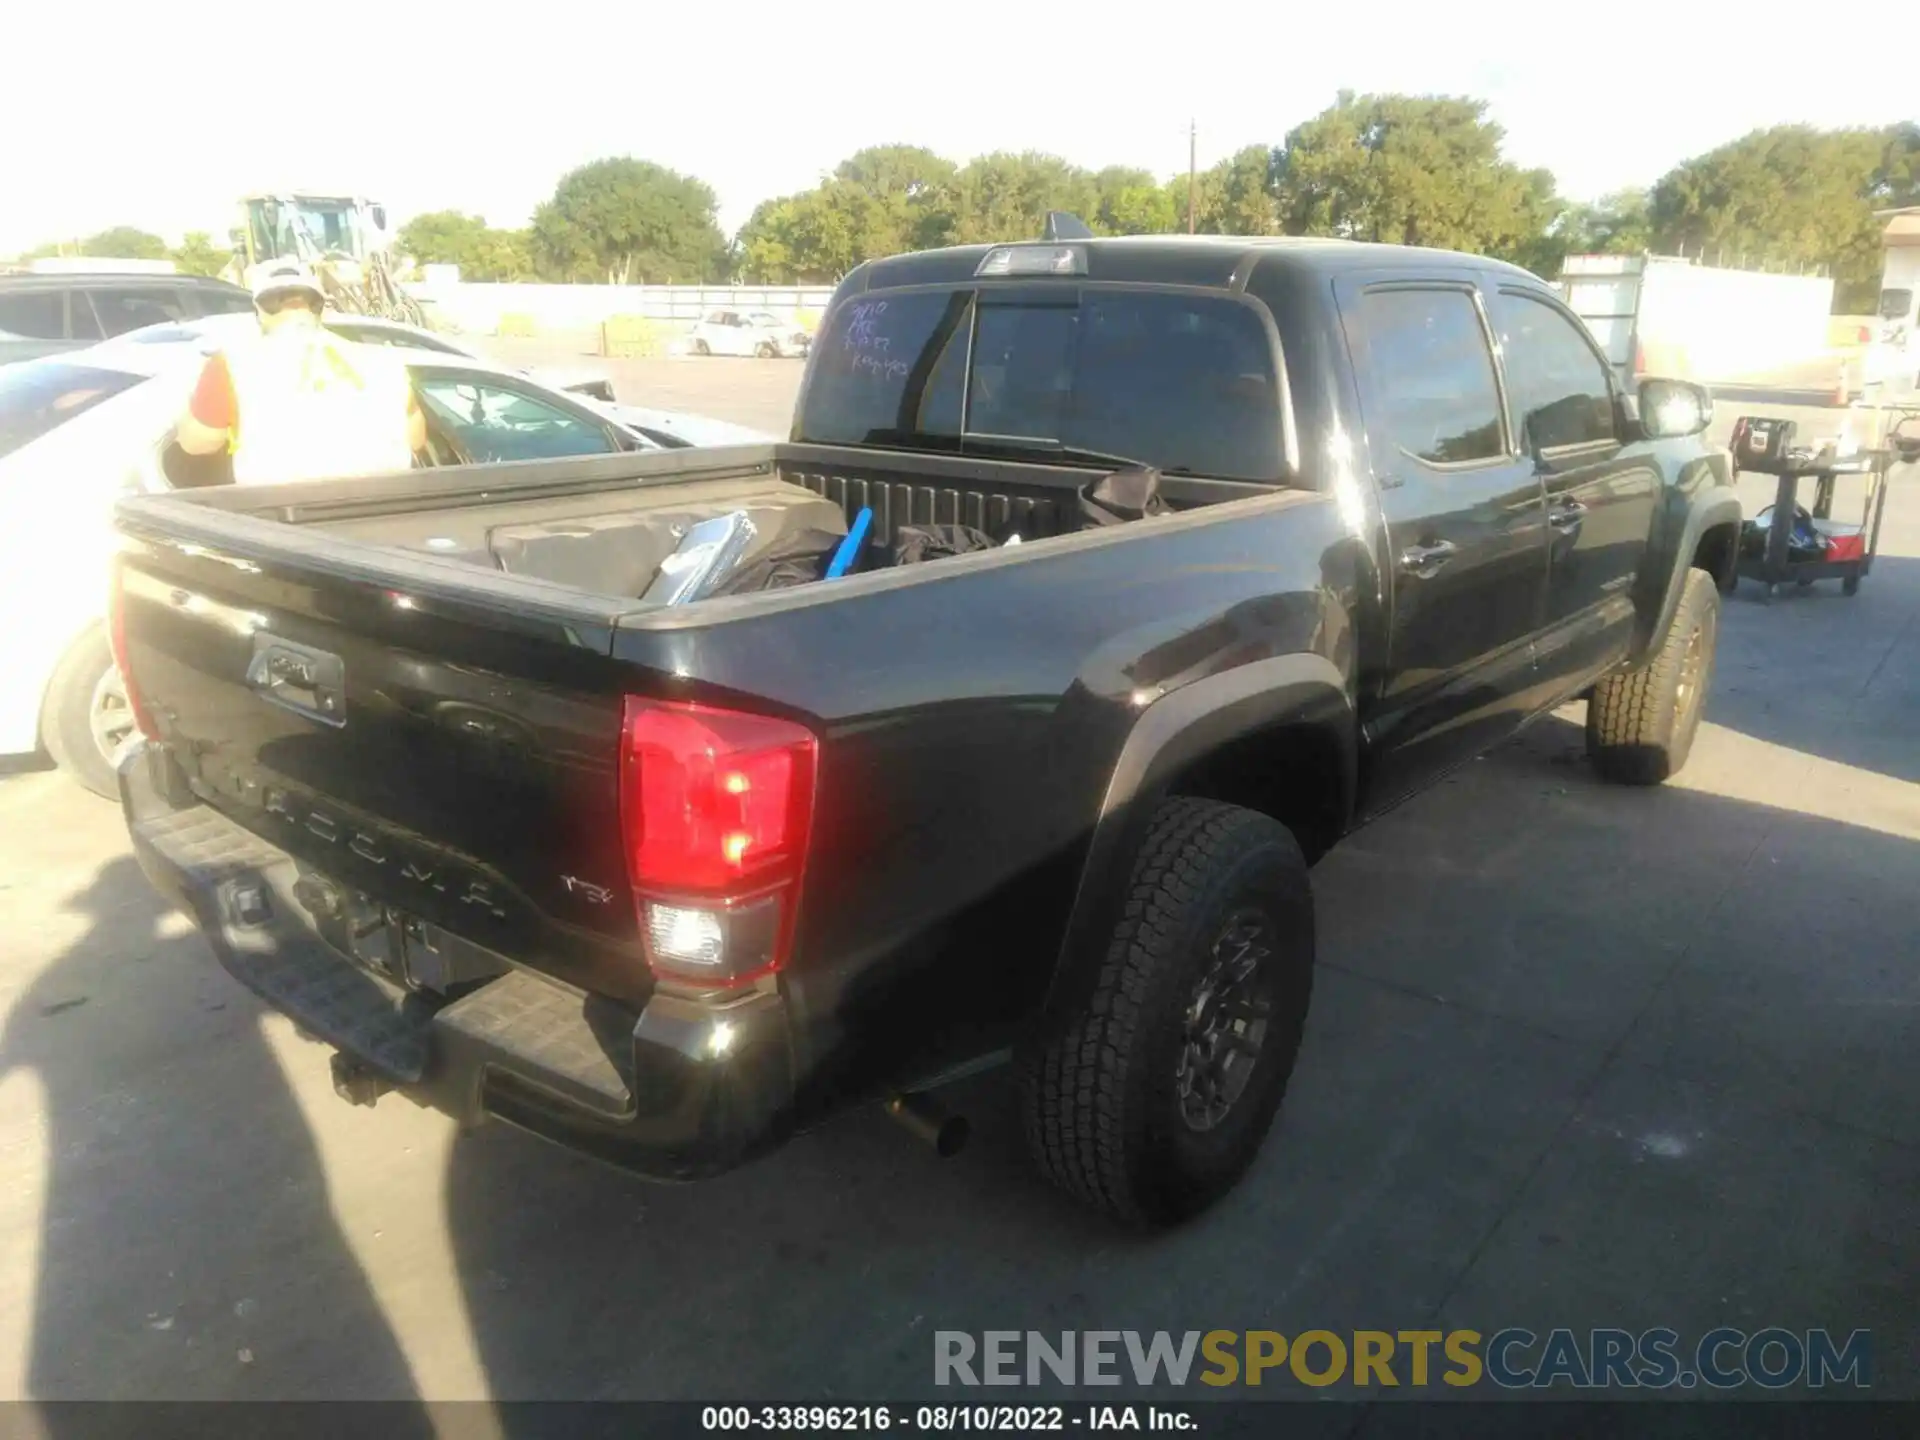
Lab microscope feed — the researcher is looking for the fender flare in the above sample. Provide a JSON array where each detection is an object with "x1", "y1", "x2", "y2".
[
  {"x1": 1634, "y1": 488, "x2": 1742, "y2": 664},
  {"x1": 1040, "y1": 652, "x2": 1355, "y2": 1015}
]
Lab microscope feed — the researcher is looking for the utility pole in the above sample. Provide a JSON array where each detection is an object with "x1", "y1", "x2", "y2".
[{"x1": 1188, "y1": 119, "x2": 1198, "y2": 234}]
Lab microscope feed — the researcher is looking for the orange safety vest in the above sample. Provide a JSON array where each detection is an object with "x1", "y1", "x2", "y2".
[{"x1": 224, "y1": 332, "x2": 414, "y2": 486}]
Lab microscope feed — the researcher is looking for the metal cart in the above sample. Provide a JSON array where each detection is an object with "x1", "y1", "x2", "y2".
[{"x1": 1729, "y1": 410, "x2": 1908, "y2": 600}]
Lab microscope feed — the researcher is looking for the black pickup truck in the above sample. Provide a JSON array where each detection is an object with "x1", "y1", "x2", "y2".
[{"x1": 112, "y1": 232, "x2": 1741, "y2": 1226}]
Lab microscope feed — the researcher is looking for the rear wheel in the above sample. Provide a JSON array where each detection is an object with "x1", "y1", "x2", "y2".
[
  {"x1": 39, "y1": 628, "x2": 131, "y2": 800},
  {"x1": 1586, "y1": 568, "x2": 1719, "y2": 785},
  {"x1": 754, "y1": 341, "x2": 776, "y2": 359},
  {"x1": 1019, "y1": 797, "x2": 1314, "y2": 1227},
  {"x1": 692, "y1": 339, "x2": 710, "y2": 356}
]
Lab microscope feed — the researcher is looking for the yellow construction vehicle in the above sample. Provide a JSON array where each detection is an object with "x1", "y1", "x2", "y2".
[{"x1": 224, "y1": 192, "x2": 427, "y2": 326}]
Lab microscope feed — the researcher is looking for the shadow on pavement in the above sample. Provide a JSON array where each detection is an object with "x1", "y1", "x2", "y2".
[
  {"x1": 1709, "y1": 553, "x2": 1919, "y2": 784},
  {"x1": 0, "y1": 856, "x2": 429, "y2": 1425},
  {"x1": 438, "y1": 711, "x2": 1920, "y2": 1407}
]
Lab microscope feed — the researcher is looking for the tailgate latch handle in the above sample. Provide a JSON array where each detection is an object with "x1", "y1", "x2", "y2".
[{"x1": 246, "y1": 633, "x2": 347, "y2": 728}]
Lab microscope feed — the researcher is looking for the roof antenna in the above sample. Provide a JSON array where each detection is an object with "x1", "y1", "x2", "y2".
[{"x1": 1043, "y1": 211, "x2": 1094, "y2": 242}]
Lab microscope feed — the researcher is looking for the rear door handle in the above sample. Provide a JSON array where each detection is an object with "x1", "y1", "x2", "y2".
[
  {"x1": 1398, "y1": 540, "x2": 1459, "y2": 578},
  {"x1": 1549, "y1": 499, "x2": 1589, "y2": 530}
]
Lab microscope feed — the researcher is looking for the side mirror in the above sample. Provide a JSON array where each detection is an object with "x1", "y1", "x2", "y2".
[{"x1": 1636, "y1": 378, "x2": 1712, "y2": 440}]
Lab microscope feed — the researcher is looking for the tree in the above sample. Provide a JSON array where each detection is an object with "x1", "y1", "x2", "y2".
[
  {"x1": 949, "y1": 152, "x2": 1101, "y2": 245},
  {"x1": 1274, "y1": 92, "x2": 1558, "y2": 263},
  {"x1": 1649, "y1": 125, "x2": 1891, "y2": 308},
  {"x1": 1093, "y1": 167, "x2": 1177, "y2": 235},
  {"x1": 736, "y1": 145, "x2": 959, "y2": 283},
  {"x1": 18, "y1": 226, "x2": 174, "y2": 263},
  {"x1": 1191, "y1": 145, "x2": 1279, "y2": 235},
  {"x1": 171, "y1": 232, "x2": 230, "y2": 278},
  {"x1": 530, "y1": 158, "x2": 728, "y2": 284},
  {"x1": 1557, "y1": 189, "x2": 1653, "y2": 256},
  {"x1": 398, "y1": 210, "x2": 532, "y2": 281},
  {"x1": 1874, "y1": 122, "x2": 1920, "y2": 210},
  {"x1": 735, "y1": 184, "x2": 873, "y2": 284},
  {"x1": 80, "y1": 226, "x2": 171, "y2": 261}
]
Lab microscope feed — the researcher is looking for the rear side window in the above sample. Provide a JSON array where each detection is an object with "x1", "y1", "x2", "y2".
[
  {"x1": 799, "y1": 286, "x2": 1284, "y2": 481},
  {"x1": 1490, "y1": 290, "x2": 1616, "y2": 450},
  {"x1": 1356, "y1": 288, "x2": 1505, "y2": 466},
  {"x1": 0, "y1": 291, "x2": 67, "y2": 341},
  {"x1": 0, "y1": 362, "x2": 147, "y2": 459},
  {"x1": 89, "y1": 286, "x2": 194, "y2": 337},
  {"x1": 192, "y1": 287, "x2": 256, "y2": 318},
  {"x1": 414, "y1": 373, "x2": 618, "y2": 464}
]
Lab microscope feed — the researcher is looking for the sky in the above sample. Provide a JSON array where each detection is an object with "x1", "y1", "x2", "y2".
[{"x1": 4, "y1": 0, "x2": 1912, "y2": 257}]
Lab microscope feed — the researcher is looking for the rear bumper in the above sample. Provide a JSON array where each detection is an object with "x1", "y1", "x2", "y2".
[{"x1": 120, "y1": 744, "x2": 796, "y2": 1181}]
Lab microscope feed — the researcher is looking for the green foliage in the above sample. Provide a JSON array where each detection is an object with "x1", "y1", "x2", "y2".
[
  {"x1": 79, "y1": 226, "x2": 172, "y2": 261},
  {"x1": 948, "y1": 152, "x2": 1101, "y2": 246},
  {"x1": 1556, "y1": 189, "x2": 1653, "y2": 255},
  {"x1": 18, "y1": 226, "x2": 173, "y2": 263},
  {"x1": 170, "y1": 231, "x2": 230, "y2": 277},
  {"x1": 737, "y1": 145, "x2": 959, "y2": 282},
  {"x1": 1648, "y1": 125, "x2": 1896, "y2": 308},
  {"x1": 1093, "y1": 167, "x2": 1176, "y2": 236},
  {"x1": 23, "y1": 115, "x2": 1917, "y2": 312},
  {"x1": 530, "y1": 158, "x2": 728, "y2": 284},
  {"x1": 1875, "y1": 122, "x2": 1920, "y2": 209},
  {"x1": 398, "y1": 210, "x2": 533, "y2": 281},
  {"x1": 739, "y1": 149, "x2": 1192, "y2": 282},
  {"x1": 1274, "y1": 91, "x2": 1558, "y2": 264},
  {"x1": 1191, "y1": 146, "x2": 1279, "y2": 235}
]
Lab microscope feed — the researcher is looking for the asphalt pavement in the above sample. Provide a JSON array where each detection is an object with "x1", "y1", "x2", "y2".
[{"x1": 0, "y1": 364, "x2": 1913, "y2": 1414}]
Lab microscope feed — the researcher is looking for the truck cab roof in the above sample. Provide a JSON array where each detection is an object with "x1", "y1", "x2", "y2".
[{"x1": 845, "y1": 234, "x2": 1552, "y2": 295}]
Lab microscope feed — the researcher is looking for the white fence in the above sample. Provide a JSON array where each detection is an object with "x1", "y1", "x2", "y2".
[{"x1": 409, "y1": 281, "x2": 838, "y2": 337}]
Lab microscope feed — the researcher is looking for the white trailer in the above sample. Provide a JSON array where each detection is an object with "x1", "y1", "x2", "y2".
[
  {"x1": 1866, "y1": 209, "x2": 1920, "y2": 391},
  {"x1": 1558, "y1": 254, "x2": 1835, "y2": 388}
]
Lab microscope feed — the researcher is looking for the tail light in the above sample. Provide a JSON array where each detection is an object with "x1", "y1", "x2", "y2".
[
  {"x1": 619, "y1": 698, "x2": 817, "y2": 988},
  {"x1": 108, "y1": 556, "x2": 159, "y2": 742}
]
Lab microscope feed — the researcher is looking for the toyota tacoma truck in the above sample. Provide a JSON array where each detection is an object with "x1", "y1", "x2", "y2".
[{"x1": 111, "y1": 230, "x2": 1741, "y2": 1227}]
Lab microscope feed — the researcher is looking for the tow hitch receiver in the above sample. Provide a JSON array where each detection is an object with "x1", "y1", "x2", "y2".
[{"x1": 331, "y1": 1052, "x2": 394, "y2": 1107}]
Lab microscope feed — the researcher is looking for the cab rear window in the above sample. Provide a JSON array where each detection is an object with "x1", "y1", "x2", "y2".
[
  {"x1": 796, "y1": 286, "x2": 1285, "y2": 482},
  {"x1": 0, "y1": 361, "x2": 147, "y2": 460}
]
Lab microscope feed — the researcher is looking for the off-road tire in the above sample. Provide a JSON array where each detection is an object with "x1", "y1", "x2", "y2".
[
  {"x1": 1019, "y1": 797, "x2": 1314, "y2": 1227},
  {"x1": 1586, "y1": 567, "x2": 1719, "y2": 785},
  {"x1": 39, "y1": 627, "x2": 125, "y2": 800}
]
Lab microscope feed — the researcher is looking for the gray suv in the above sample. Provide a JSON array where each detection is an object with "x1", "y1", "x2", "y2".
[{"x1": 0, "y1": 272, "x2": 256, "y2": 366}]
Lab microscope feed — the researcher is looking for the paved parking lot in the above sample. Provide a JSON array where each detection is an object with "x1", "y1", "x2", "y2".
[{"x1": 0, "y1": 360, "x2": 1914, "y2": 1414}]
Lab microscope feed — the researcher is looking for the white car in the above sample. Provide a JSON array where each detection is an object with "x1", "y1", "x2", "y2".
[
  {"x1": 687, "y1": 308, "x2": 812, "y2": 359},
  {"x1": 123, "y1": 313, "x2": 772, "y2": 449},
  {"x1": 0, "y1": 332, "x2": 772, "y2": 798}
]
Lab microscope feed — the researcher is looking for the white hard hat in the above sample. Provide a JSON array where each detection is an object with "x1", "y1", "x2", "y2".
[{"x1": 246, "y1": 260, "x2": 325, "y2": 306}]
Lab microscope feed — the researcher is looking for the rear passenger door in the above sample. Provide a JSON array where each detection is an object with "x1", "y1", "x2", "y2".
[
  {"x1": 1336, "y1": 276, "x2": 1552, "y2": 813},
  {"x1": 1486, "y1": 286, "x2": 1660, "y2": 697}
]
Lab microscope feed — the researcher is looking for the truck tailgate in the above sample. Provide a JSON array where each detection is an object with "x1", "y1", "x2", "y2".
[{"x1": 113, "y1": 499, "x2": 656, "y2": 1006}]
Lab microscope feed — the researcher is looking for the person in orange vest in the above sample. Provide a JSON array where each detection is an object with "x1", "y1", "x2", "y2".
[{"x1": 175, "y1": 261, "x2": 425, "y2": 484}]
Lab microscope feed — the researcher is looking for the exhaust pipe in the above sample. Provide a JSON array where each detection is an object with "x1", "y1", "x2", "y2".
[
  {"x1": 330, "y1": 1052, "x2": 393, "y2": 1108},
  {"x1": 886, "y1": 1092, "x2": 970, "y2": 1158}
]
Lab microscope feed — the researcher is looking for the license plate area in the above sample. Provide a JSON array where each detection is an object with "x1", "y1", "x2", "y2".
[{"x1": 292, "y1": 870, "x2": 509, "y2": 993}]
